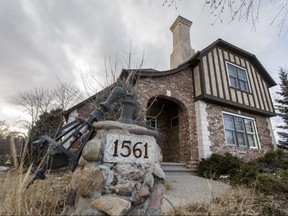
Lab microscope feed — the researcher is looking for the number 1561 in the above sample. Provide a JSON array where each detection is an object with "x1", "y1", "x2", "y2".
[{"x1": 113, "y1": 140, "x2": 149, "y2": 159}]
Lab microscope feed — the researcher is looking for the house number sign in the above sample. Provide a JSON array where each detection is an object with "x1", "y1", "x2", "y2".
[{"x1": 103, "y1": 133, "x2": 157, "y2": 164}]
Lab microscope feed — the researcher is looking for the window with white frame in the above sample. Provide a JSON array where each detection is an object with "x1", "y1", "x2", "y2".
[
  {"x1": 223, "y1": 113, "x2": 258, "y2": 148},
  {"x1": 226, "y1": 62, "x2": 250, "y2": 92}
]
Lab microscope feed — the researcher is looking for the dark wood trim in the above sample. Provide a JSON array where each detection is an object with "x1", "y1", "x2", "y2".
[
  {"x1": 199, "y1": 39, "x2": 276, "y2": 87},
  {"x1": 261, "y1": 80, "x2": 273, "y2": 113},
  {"x1": 199, "y1": 58, "x2": 206, "y2": 97},
  {"x1": 191, "y1": 65, "x2": 196, "y2": 99},
  {"x1": 227, "y1": 53, "x2": 239, "y2": 103},
  {"x1": 205, "y1": 53, "x2": 214, "y2": 96},
  {"x1": 234, "y1": 54, "x2": 246, "y2": 106},
  {"x1": 266, "y1": 82, "x2": 276, "y2": 113},
  {"x1": 211, "y1": 48, "x2": 220, "y2": 97},
  {"x1": 216, "y1": 47, "x2": 227, "y2": 100},
  {"x1": 200, "y1": 94, "x2": 276, "y2": 117},
  {"x1": 254, "y1": 68, "x2": 265, "y2": 110},
  {"x1": 244, "y1": 60, "x2": 256, "y2": 108},
  {"x1": 258, "y1": 75, "x2": 269, "y2": 111},
  {"x1": 221, "y1": 49, "x2": 232, "y2": 101},
  {"x1": 247, "y1": 61, "x2": 262, "y2": 110}
]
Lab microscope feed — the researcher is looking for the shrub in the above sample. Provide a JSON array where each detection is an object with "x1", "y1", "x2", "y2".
[
  {"x1": 257, "y1": 149, "x2": 288, "y2": 172},
  {"x1": 197, "y1": 153, "x2": 242, "y2": 179},
  {"x1": 231, "y1": 162, "x2": 259, "y2": 185},
  {"x1": 256, "y1": 172, "x2": 288, "y2": 195}
]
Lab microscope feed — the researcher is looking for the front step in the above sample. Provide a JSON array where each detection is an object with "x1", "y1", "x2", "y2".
[{"x1": 161, "y1": 162, "x2": 197, "y2": 173}]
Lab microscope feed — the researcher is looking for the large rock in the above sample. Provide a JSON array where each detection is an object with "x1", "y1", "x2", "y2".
[
  {"x1": 146, "y1": 183, "x2": 165, "y2": 215},
  {"x1": 109, "y1": 181, "x2": 135, "y2": 196},
  {"x1": 91, "y1": 196, "x2": 131, "y2": 215},
  {"x1": 82, "y1": 138, "x2": 102, "y2": 162},
  {"x1": 115, "y1": 163, "x2": 145, "y2": 181},
  {"x1": 77, "y1": 169, "x2": 104, "y2": 197}
]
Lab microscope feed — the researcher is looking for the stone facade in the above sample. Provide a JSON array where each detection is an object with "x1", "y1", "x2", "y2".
[{"x1": 63, "y1": 121, "x2": 165, "y2": 216}]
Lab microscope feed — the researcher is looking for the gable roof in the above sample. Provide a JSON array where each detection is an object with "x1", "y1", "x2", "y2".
[{"x1": 120, "y1": 38, "x2": 276, "y2": 87}]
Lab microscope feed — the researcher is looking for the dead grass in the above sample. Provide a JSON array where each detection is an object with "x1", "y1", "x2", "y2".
[
  {"x1": 1, "y1": 170, "x2": 287, "y2": 215},
  {"x1": 163, "y1": 186, "x2": 288, "y2": 216},
  {"x1": 0, "y1": 168, "x2": 72, "y2": 215}
]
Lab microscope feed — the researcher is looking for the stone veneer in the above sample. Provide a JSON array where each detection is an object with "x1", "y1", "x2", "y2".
[
  {"x1": 195, "y1": 101, "x2": 212, "y2": 159},
  {"x1": 63, "y1": 121, "x2": 165, "y2": 216}
]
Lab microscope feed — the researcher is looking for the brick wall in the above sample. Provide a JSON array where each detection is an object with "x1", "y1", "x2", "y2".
[
  {"x1": 205, "y1": 102, "x2": 275, "y2": 161},
  {"x1": 71, "y1": 68, "x2": 276, "y2": 165},
  {"x1": 133, "y1": 68, "x2": 198, "y2": 166}
]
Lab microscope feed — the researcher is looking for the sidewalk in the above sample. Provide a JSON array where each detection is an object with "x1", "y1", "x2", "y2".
[{"x1": 161, "y1": 172, "x2": 232, "y2": 213}]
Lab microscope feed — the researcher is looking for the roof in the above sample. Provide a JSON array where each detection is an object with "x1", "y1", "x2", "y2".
[
  {"x1": 66, "y1": 38, "x2": 277, "y2": 114},
  {"x1": 121, "y1": 38, "x2": 276, "y2": 87}
]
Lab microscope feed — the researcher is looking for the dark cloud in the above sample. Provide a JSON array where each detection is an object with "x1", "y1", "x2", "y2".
[{"x1": 0, "y1": 0, "x2": 286, "y2": 129}]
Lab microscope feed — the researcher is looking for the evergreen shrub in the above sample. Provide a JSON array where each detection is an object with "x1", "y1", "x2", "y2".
[{"x1": 197, "y1": 153, "x2": 242, "y2": 179}]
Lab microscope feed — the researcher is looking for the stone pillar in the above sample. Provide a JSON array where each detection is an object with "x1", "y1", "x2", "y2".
[{"x1": 63, "y1": 121, "x2": 165, "y2": 216}]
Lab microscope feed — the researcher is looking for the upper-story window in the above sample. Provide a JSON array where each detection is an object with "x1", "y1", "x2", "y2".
[
  {"x1": 226, "y1": 62, "x2": 250, "y2": 92},
  {"x1": 223, "y1": 112, "x2": 258, "y2": 148}
]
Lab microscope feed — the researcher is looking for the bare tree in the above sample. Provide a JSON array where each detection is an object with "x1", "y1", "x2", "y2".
[
  {"x1": 163, "y1": 0, "x2": 288, "y2": 35},
  {"x1": 10, "y1": 88, "x2": 54, "y2": 129},
  {"x1": 78, "y1": 43, "x2": 147, "y2": 123},
  {"x1": 10, "y1": 81, "x2": 82, "y2": 129},
  {"x1": 53, "y1": 79, "x2": 83, "y2": 111}
]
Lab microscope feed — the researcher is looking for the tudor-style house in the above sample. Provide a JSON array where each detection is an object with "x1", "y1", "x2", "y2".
[{"x1": 65, "y1": 16, "x2": 277, "y2": 167}]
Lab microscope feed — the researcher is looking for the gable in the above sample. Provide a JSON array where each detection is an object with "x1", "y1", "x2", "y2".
[{"x1": 193, "y1": 40, "x2": 276, "y2": 117}]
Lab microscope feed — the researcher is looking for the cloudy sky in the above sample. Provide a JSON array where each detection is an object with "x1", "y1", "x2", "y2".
[{"x1": 0, "y1": 0, "x2": 287, "y2": 131}]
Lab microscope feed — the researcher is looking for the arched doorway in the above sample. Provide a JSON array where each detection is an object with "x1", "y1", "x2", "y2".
[{"x1": 146, "y1": 96, "x2": 182, "y2": 162}]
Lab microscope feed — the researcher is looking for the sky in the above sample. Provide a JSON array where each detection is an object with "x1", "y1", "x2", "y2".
[{"x1": 0, "y1": 0, "x2": 287, "y2": 133}]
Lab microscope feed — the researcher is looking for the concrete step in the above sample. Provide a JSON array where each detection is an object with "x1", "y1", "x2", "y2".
[{"x1": 161, "y1": 162, "x2": 197, "y2": 173}]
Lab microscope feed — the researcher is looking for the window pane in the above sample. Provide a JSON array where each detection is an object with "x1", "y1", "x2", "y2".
[
  {"x1": 224, "y1": 114, "x2": 234, "y2": 130},
  {"x1": 228, "y1": 64, "x2": 237, "y2": 76},
  {"x1": 245, "y1": 120, "x2": 254, "y2": 133},
  {"x1": 247, "y1": 134, "x2": 256, "y2": 147},
  {"x1": 225, "y1": 130, "x2": 236, "y2": 145},
  {"x1": 235, "y1": 117, "x2": 245, "y2": 131},
  {"x1": 223, "y1": 113, "x2": 258, "y2": 149},
  {"x1": 227, "y1": 62, "x2": 249, "y2": 92},
  {"x1": 230, "y1": 77, "x2": 238, "y2": 88},
  {"x1": 239, "y1": 80, "x2": 248, "y2": 91},
  {"x1": 237, "y1": 132, "x2": 247, "y2": 146},
  {"x1": 238, "y1": 69, "x2": 247, "y2": 81}
]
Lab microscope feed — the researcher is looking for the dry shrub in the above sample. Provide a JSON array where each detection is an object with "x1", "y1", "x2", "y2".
[
  {"x1": 164, "y1": 186, "x2": 287, "y2": 216},
  {"x1": 0, "y1": 168, "x2": 72, "y2": 215}
]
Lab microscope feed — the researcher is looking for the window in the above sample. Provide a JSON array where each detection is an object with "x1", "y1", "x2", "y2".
[
  {"x1": 226, "y1": 62, "x2": 250, "y2": 92},
  {"x1": 146, "y1": 116, "x2": 157, "y2": 129},
  {"x1": 223, "y1": 113, "x2": 258, "y2": 148}
]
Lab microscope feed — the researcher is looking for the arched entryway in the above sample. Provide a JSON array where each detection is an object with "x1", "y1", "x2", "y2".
[{"x1": 146, "y1": 96, "x2": 186, "y2": 163}]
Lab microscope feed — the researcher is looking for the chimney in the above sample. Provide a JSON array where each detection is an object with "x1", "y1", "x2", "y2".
[{"x1": 170, "y1": 16, "x2": 195, "y2": 69}]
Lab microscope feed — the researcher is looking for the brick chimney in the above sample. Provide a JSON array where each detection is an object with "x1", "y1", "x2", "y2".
[{"x1": 170, "y1": 16, "x2": 195, "y2": 69}]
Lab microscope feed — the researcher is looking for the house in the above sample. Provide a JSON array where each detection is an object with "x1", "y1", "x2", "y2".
[{"x1": 65, "y1": 16, "x2": 277, "y2": 167}]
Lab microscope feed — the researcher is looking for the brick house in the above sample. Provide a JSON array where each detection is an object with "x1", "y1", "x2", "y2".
[{"x1": 65, "y1": 16, "x2": 277, "y2": 167}]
